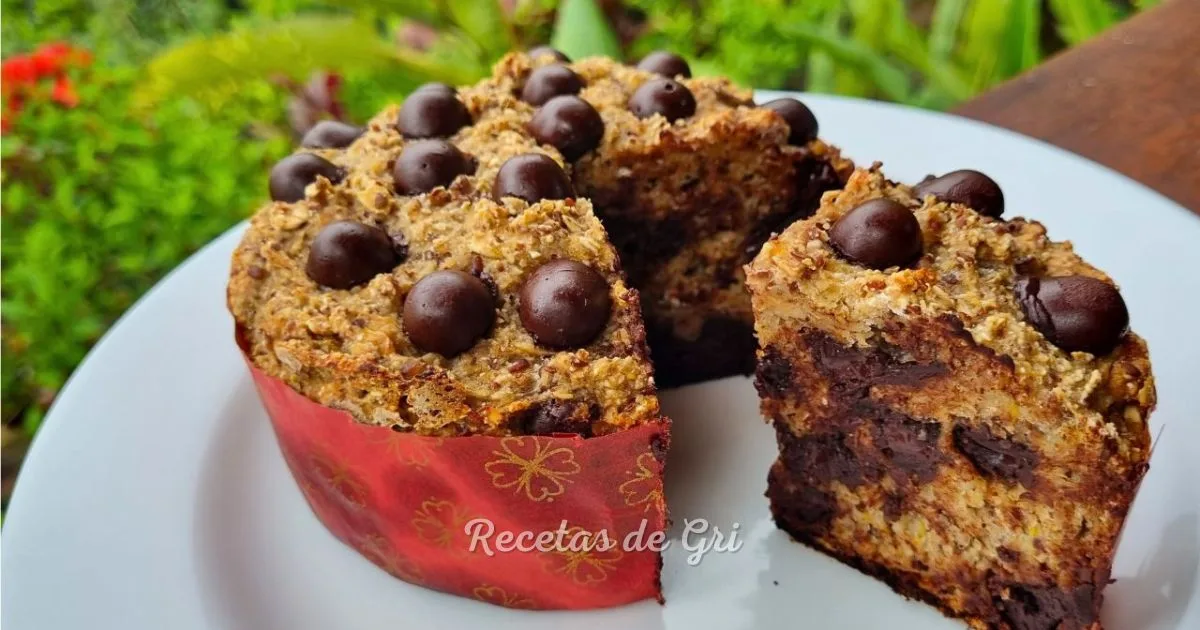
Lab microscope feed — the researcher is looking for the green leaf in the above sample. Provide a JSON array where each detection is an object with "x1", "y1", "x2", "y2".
[
  {"x1": 1002, "y1": 0, "x2": 1042, "y2": 75},
  {"x1": 928, "y1": 0, "x2": 967, "y2": 61},
  {"x1": 135, "y1": 17, "x2": 398, "y2": 108},
  {"x1": 1047, "y1": 0, "x2": 1121, "y2": 45},
  {"x1": 321, "y1": 0, "x2": 446, "y2": 25},
  {"x1": 445, "y1": 0, "x2": 514, "y2": 57},
  {"x1": 960, "y1": 0, "x2": 1007, "y2": 91},
  {"x1": 805, "y1": 3, "x2": 843, "y2": 93},
  {"x1": 775, "y1": 20, "x2": 911, "y2": 102},
  {"x1": 551, "y1": 0, "x2": 621, "y2": 60}
]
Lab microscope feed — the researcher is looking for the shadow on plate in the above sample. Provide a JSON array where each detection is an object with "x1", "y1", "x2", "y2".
[{"x1": 1104, "y1": 513, "x2": 1198, "y2": 630}]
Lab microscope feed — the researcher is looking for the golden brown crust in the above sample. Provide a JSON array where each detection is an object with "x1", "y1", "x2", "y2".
[
  {"x1": 481, "y1": 53, "x2": 853, "y2": 385},
  {"x1": 229, "y1": 57, "x2": 672, "y2": 437},
  {"x1": 748, "y1": 164, "x2": 1155, "y2": 629}
]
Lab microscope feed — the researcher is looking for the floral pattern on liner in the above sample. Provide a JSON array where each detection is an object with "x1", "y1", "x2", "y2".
[{"x1": 246, "y1": 358, "x2": 668, "y2": 610}]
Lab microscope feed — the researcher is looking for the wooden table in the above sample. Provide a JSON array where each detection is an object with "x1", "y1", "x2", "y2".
[{"x1": 955, "y1": 0, "x2": 1200, "y2": 214}]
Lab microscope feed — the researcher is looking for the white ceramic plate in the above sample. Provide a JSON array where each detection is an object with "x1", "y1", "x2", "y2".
[{"x1": 4, "y1": 94, "x2": 1199, "y2": 630}]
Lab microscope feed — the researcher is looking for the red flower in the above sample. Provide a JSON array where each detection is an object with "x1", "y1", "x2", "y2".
[
  {"x1": 50, "y1": 75, "x2": 78, "y2": 107},
  {"x1": 2, "y1": 55, "x2": 37, "y2": 87}
]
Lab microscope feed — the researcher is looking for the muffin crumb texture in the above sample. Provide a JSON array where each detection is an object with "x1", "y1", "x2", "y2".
[{"x1": 748, "y1": 165, "x2": 1155, "y2": 630}]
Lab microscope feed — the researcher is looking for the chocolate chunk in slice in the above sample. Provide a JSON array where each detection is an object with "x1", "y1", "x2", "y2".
[
  {"x1": 828, "y1": 198, "x2": 923, "y2": 270},
  {"x1": 519, "y1": 259, "x2": 612, "y2": 349},
  {"x1": 521, "y1": 401, "x2": 593, "y2": 436},
  {"x1": 628, "y1": 78, "x2": 696, "y2": 122},
  {"x1": 269, "y1": 153, "x2": 344, "y2": 202},
  {"x1": 762, "y1": 98, "x2": 819, "y2": 145},
  {"x1": 397, "y1": 85, "x2": 471, "y2": 138},
  {"x1": 912, "y1": 169, "x2": 1005, "y2": 218},
  {"x1": 952, "y1": 424, "x2": 1039, "y2": 487},
  {"x1": 402, "y1": 270, "x2": 495, "y2": 357},
  {"x1": 393, "y1": 139, "x2": 474, "y2": 195},
  {"x1": 306, "y1": 220, "x2": 401, "y2": 289},
  {"x1": 521, "y1": 64, "x2": 584, "y2": 106},
  {"x1": 492, "y1": 153, "x2": 574, "y2": 203},
  {"x1": 1016, "y1": 275, "x2": 1128, "y2": 355},
  {"x1": 636, "y1": 51, "x2": 691, "y2": 78},
  {"x1": 528, "y1": 95, "x2": 604, "y2": 161}
]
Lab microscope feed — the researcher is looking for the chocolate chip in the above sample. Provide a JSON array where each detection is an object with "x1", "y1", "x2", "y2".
[
  {"x1": 636, "y1": 51, "x2": 691, "y2": 78},
  {"x1": 520, "y1": 64, "x2": 584, "y2": 106},
  {"x1": 518, "y1": 259, "x2": 611, "y2": 349},
  {"x1": 396, "y1": 85, "x2": 470, "y2": 138},
  {"x1": 402, "y1": 270, "x2": 495, "y2": 357},
  {"x1": 393, "y1": 139, "x2": 474, "y2": 195},
  {"x1": 527, "y1": 46, "x2": 570, "y2": 62},
  {"x1": 413, "y1": 82, "x2": 456, "y2": 96},
  {"x1": 952, "y1": 424, "x2": 1039, "y2": 487},
  {"x1": 828, "y1": 198, "x2": 923, "y2": 270},
  {"x1": 912, "y1": 169, "x2": 1005, "y2": 218},
  {"x1": 522, "y1": 401, "x2": 592, "y2": 436},
  {"x1": 755, "y1": 346, "x2": 794, "y2": 399},
  {"x1": 305, "y1": 220, "x2": 401, "y2": 289},
  {"x1": 492, "y1": 153, "x2": 574, "y2": 203},
  {"x1": 269, "y1": 153, "x2": 344, "y2": 202},
  {"x1": 528, "y1": 95, "x2": 604, "y2": 161},
  {"x1": 628, "y1": 78, "x2": 696, "y2": 122},
  {"x1": 762, "y1": 98, "x2": 819, "y2": 145},
  {"x1": 1015, "y1": 275, "x2": 1128, "y2": 354},
  {"x1": 300, "y1": 120, "x2": 364, "y2": 149}
]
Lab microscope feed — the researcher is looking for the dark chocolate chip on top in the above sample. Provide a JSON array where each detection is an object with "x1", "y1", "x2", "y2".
[
  {"x1": 396, "y1": 84, "x2": 471, "y2": 139},
  {"x1": 492, "y1": 153, "x2": 574, "y2": 203},
  {"x1": 301, "y1": 120, "x2": 365, "y2": 149},
  {"x1": 402, "y1": 270, "x2": 495, "y2": 357},
  {"x1": 828, "y1": 198, "x2": 923, "y2": 270},
  {"x1": 306, "y1": 220, "x2": 402, "y2": 289},
  {"x1": 628, "y1": 78, "x2": 696, "y2": 122},
  {"x1": 521, "y1": 64, "x2": 584, "y2": 106},
  {"x1": 269, "y1": 153, "x2": 344, "y2": 202},
  {"x1": 636, "y1": 51, "x2": 692, "y2": 78},
  {"x1": 762, "y1": 98, "x2": 819, "y2": 145},
  {"x1": 912, "y1": 169, "x2": 1005, "y2": 218},
  {"x1": 528, "y1": 95, "x2": 604, "y2": 161},
  {"x1": 527, "y1": 46, "x2": 570, "y2": 63},
  {"x1": 519, "y1": 259, "x2": 612, "y2": 349},
  {"x1": 1015, "y1": 275, "x2": 1128, "y2": 354},
  {"x1": 393, "y1": 139, "x2": 474, "y2": 195}
]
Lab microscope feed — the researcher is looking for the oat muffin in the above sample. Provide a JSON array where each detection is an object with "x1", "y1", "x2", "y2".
[{"x1": 747, "y1": 165, "x2": 1155, "y2": 629}]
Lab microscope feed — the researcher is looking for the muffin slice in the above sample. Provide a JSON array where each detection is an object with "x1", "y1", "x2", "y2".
[{"x1": 747, "y1": 165, "x2": 1155, "y2": 628}]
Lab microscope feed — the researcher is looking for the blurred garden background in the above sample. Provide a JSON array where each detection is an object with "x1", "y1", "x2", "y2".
[{"x1": 0, "y1": 0, "x2": 1160, "y2": 507}]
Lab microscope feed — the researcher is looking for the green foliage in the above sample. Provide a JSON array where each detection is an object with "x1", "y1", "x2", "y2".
[
  {"x1": 551, "y1": 0, "x2": 620, "y2": 60},
  {"x1": 1, "y1": 63, "x2": 292, "y2": 429},
  {"x1": 628, "y1": 0, "x2": 1136, "y2": 104},
  {"x1": 132, "y1": 1, "x2": 546, "y2": 113},
  {"x1": 2, "y1": 0, "x2": 234, "y2": 62}
]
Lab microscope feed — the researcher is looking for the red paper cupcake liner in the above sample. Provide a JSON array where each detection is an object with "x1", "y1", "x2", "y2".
[{"x1": 244, "y1": 356, "x2": 669, "y2": 610}]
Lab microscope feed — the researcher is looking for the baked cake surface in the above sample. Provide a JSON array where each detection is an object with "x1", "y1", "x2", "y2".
[
  {"x1": 229, "y1": 57, "x2": 668, "y2": 437},
  {"x1": 747, "y1": 165, "x2": 1155, "y2": 629},
  {"x1": 480, "y1": 52, "x2": 853, "y2": 386}
]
